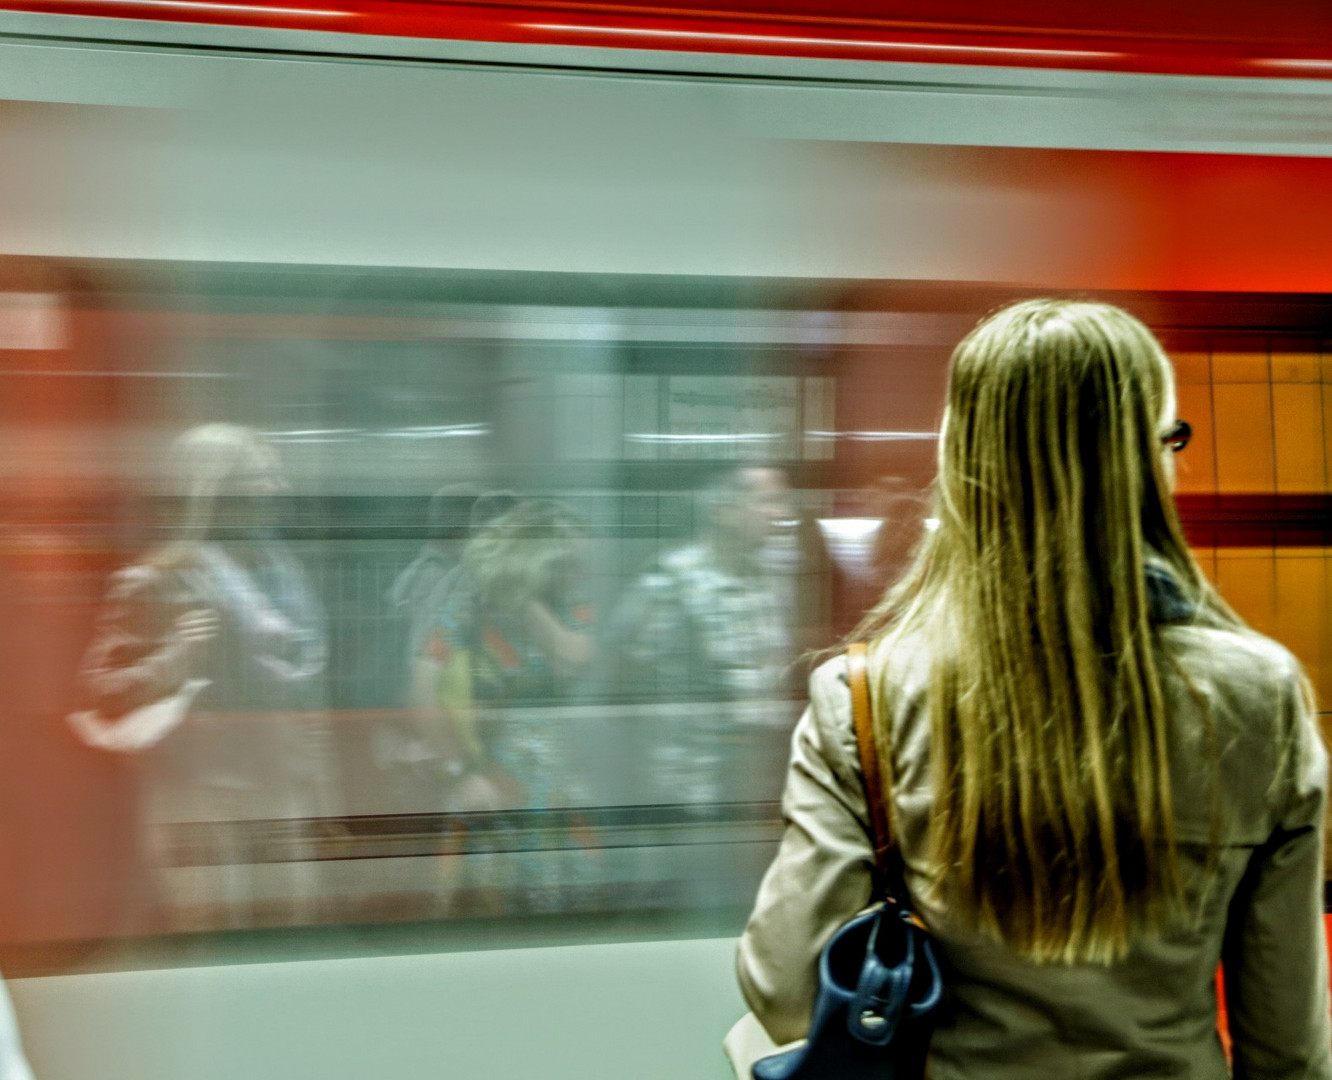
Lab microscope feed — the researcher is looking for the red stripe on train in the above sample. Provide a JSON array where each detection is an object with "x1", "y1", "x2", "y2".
[{"x1": 1, "y1": 1, "x2": 1332, "y2": 80}]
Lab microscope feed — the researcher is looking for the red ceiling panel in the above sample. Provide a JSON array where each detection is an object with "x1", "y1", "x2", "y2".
[{"x1": 2, "y1": 0, "x2": 1332, "y2": 78}]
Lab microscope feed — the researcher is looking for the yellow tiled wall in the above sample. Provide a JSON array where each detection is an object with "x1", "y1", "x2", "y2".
[{"x1": 1174, "y1": 342, "x2": 1331, "y2": 708}]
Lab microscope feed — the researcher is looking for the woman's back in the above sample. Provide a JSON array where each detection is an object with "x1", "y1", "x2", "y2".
[
  {"x1": 735, "y1": 299, "x2": 1330, "y2": 1079},
  {"x1": 739, "y1": 617, "x2": 1329, "y2": 1078}
]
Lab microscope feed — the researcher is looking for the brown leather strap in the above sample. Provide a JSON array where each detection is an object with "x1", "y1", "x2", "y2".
[{"x1": 847, "y1": 641, "x2": 894, "y2": 885}]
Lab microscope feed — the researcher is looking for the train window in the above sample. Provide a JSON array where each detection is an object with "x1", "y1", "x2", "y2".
[{"x1": 2, "y1": 261, "x2": 1329, "y2": 968}]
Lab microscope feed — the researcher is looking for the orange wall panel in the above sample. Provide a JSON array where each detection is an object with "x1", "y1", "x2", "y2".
[
  {"x1": 1215, "y1": 550, "x2": 1277, "y2": 639},
  {"x1": 1321, "y1": 384, "x2": 1332, "y2": 496},
  {"x1": 1173, "y1": 382, "x2": 1216, "y2": 493},
  {"x1": 1211, "y1": 350, "x2": 1269, "y2": 383},
  {"x1": 1170, "y1": 351, "x2": 1210, "y2": 386},
  {"x1": 1323, "y1": 562, "x2": 1332, "y2": 709},
  {"x1": 1274, "y1": 554, "x2": 1327, "y2": 698},
  {"x1": 1272, "y1": 384, "x2": 1326, "y2": 493},
  {"x1": 1212, "y1": 383, "x2": 1275, "y2": 492},
  {"x1": 1190, "y1": 546, "x2": 1218, "y2": 585},
  {"x1": 1271, "y1": 351, "x2": 1321, "y2": 383}
]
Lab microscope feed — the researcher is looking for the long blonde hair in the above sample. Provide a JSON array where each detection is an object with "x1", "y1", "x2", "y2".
[
  {"x1": 856, "y1": 299, "x2": 1241, "y2": 964},
  {"x1": 151, "y1": 423, "x2": 278, "y2": 567},
  {"x1": 463, "y1": 498, "x2": 585, "y2": 615}
]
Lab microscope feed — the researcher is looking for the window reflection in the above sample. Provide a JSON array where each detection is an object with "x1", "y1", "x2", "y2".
[{"x1": 15, "y1": 264, "x2": 1311, "y2": 949}]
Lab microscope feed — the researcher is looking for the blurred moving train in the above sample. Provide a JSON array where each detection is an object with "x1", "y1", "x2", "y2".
[{"x1": 1, "y1": 2, "x2": 1332, "y2": 1077}]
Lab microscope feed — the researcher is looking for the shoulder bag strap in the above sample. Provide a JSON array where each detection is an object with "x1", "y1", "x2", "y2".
[{"x1": 847, "y1": 641, "x2": 895, "y2": 893}]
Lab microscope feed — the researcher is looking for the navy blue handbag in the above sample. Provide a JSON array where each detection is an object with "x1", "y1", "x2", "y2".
[{"x1": 752, "y1": 642, "x2": 944, "y2": 1080}]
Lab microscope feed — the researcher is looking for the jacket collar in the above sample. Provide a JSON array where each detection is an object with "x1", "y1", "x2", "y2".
[{"x1": 1144, "y1": 553, "x2": 1196, "y2": 625}]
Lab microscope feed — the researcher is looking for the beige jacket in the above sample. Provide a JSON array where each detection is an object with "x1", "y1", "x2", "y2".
[{"x1": 737, "y1": 624, "x2": 1331, "y2": 1079}]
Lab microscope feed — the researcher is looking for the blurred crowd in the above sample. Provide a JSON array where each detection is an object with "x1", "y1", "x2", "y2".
[{"x1": 36, "y1": 423, "x2": 928, "y2": 930}]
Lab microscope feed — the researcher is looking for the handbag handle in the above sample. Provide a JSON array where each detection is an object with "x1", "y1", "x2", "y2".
[{"x1": 847, "y1": 641, "x2": 895, "y2": 893}]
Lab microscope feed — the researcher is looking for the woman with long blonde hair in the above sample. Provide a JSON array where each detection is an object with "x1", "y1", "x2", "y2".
[
  {"x1": 81, "y1": 423, "x2": 334, "y2": 929},
  {"x1": 736, "y1": 300, "x2": 1330, "y2": 1077}
]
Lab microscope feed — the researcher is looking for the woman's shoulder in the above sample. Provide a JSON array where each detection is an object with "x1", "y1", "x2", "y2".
[
  {"x1": 806, "y1": 634, "x2": 932, "y2": 759},
  {"x1": 808, "y1": 652, "x2": 852, "y2": 712},
  {"x1": 809, "y1": 631, "x2": 930, "y2": 697},
  {"x1": 800, "y1": 655, "x2": 859, "y2": 779},
  {"x1": 1161, "y1": 623, "x2": 1324, "y2": 840},
  {"x1": 1159, "y1": 622, "x2": 1304, "y2": 705}
]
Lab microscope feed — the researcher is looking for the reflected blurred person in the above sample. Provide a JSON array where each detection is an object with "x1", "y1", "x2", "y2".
[
  {"x1": 414, "y1": 498, "x2": 592, "y2": 805},
  {"x1": 80, "y1": 423, "x2": 335, "y2": 929},
  {"x1": 389, "y1": 487, "x2": 517, "y2": 669},
  {"x1": 382, "y1": 486, "x2": 514, "y2": 812},
  {"x1": 412, "y1": 498, "x2": 594, "y2": 910},
  {"x1": 601, "y1": 466, "x2": 795, "y2": 806}
]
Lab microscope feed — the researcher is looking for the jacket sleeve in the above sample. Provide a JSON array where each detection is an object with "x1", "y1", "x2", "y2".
[
  {"x1": 735, "y1": 659, "x2": 876, "y2": 1044},
  {"x1": 1223, "y1": 665, "x2": 1332, "y2": 1080},
  {"x1": 80, "y1": 565, "x2": 190, "y2": 719}
]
